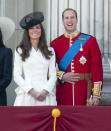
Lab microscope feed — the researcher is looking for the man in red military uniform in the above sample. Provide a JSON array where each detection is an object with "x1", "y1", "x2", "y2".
[{"x1": 50, "y1": 8, "x2": 103, "y2": 106}]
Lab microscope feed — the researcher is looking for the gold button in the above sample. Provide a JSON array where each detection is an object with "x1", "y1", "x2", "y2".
[
  {"x1": 72, "y1": 70, "x2": 75, "y2": 73},
  {"x1": 71, "y1": 66, "x2": 74, "y2": 69}
]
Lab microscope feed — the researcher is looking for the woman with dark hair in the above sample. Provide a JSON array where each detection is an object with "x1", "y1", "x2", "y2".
[
  {"x1": 0, "y1": 17, "x2": 15, "y2": 105},
  {"x1": 14, "y1": 12, "x2": 57, "y2": 106}
]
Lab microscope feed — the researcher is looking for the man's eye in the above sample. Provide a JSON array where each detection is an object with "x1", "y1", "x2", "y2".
[
  {"x1": 65, "y1": 17, "x2": 69, "y2": 19},
  {"x1": 71, "y1": 16, "x2": 75, "y2": 19}
]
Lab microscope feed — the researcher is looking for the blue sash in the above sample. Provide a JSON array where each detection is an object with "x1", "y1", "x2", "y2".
[{"x1": 59, "y1": 34, "x2": 91, "y2": 71}]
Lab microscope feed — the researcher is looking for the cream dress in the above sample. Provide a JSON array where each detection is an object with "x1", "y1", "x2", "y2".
[{"x1": 14, "y1": 47, "x2": 57, "y2": 106}]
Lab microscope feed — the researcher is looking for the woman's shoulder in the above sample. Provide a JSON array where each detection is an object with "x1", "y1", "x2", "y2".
[
  {"x1": 15, "y1": 47, "x2": 22, "y2": 54},
  {"x1": 48, "y1": 46, "x2": 54, "y2": 52},
  {"x1": 48, "y1": 47, "x2": 55, "y2": 58}
]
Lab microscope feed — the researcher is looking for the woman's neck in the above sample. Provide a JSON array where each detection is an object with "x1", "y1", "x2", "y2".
[{"x1": 31, "y1": 39, "x2": 39, "y2": 51}]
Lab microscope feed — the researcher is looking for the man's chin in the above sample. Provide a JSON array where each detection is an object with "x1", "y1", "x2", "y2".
[{"x1": 66, "y1": 30, "x2": 75, "y2": 34}]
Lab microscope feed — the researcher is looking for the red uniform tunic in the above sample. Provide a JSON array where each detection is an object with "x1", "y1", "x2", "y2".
[{"x1": 50, "y1": 33, "x2": 103, "y2": 105}]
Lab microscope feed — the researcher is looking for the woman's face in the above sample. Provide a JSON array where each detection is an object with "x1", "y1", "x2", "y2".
[{"x1": 28, "y1": 24, "x2": 42, "y2": 40}]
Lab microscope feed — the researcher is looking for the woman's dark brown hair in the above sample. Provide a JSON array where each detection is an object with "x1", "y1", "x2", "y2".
[
  {"x1": 16, "y1": 24, "x2": 52, "y2": 61},
  {"x1": 0, "y1": 28, "x2": 5, "y2": 47}
]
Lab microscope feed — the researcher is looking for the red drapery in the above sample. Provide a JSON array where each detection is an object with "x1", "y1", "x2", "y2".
[{"x1": 0, "y1": 106, "x2": 111, "y2": 131}]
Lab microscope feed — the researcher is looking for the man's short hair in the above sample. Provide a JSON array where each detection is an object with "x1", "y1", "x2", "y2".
[{"x1": 62, "y1": 8, "x2": 77, "y2": 19}]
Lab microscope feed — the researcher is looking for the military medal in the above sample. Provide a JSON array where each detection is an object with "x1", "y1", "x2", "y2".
[
  {"x1": 80, "y1": 43, "x2": 83, "y2": 51},
  {"x1": 79, "y1": 56, "x2": 87, "y2": 65}
]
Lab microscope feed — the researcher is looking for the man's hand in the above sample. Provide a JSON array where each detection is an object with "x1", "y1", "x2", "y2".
[
  {"x1": 62, "y1": 72, "x2": 80, "y2": 84},
  {"x1": 92, "y1": 97, "x2": 100, "y2": 106}
]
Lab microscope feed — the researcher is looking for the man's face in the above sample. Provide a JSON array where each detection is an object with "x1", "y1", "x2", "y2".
[{"x1": 63, "y1": 10, "x2": 78, "y2": 34}]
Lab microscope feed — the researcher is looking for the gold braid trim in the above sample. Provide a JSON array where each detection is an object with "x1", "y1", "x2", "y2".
[
  {"x1": 64, "y1": 30, "x2": 79, "y2": 38},
  {"x1": 56, "y1": 70, "x2": 65, "y2": 80},
  {"x1": 92, "y1": 82, "x2": 102, "y2": 98}
]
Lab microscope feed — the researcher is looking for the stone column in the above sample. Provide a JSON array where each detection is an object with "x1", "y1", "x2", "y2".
[
  {"x1": 69, "y1": 0, "x2": 77, "y2": 10},
  {"x1": 0, "y1": 0, "x2": 5, "y2": 16},
  {"x1": 103, "y1": 0, "x2": 110, "y2": 72},
  {"x1": 90, "y1": 0, "x2": 95, "y2": 36},
  {"x1": 46, "y1": 0, "x2": 51, "y2": 44},
  {"x1": 76, "y1": 0, "x2": 81, "y2": 30},
  {"x1": 58, "y1": 0, "x2": 68, "y2": 36},
  {"x1": 50, "y1": 0, "x2": 58, "y2": 41},
  {"x1": 95, "y1": 0, "x2": 104, "y2": 52},
  {"x1": 109, "y1": 0, "x2": 111, "y2": 60},
  {"x1": 81, "y1": 0, "x2": 90, "y2": 34}
]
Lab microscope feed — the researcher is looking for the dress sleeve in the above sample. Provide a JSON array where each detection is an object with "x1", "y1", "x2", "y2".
[
  {"x1": 43, "y1": 48, "x2": 57, "y2": 94},
  {"x1": 13, "y1": 49, "x2": 32, "y2": 93},
  {"x1": 0, "y1": 48, "x2": 12, "y2": 92}
]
